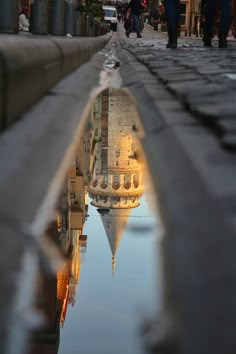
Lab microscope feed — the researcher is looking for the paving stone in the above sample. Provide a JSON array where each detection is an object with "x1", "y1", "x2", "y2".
[
  {"x1": 159, "y1": 72, "x2": 201, "y2": 83},
  {"x1": 167, "y1": 80, "x2": 207, "y2": 97},
  {"x1": 221, "y1": 133, "x2": 236, "y2": 150},
  {"x1": 217, "y1": 118, "x2": 236, "y2": 133},
  {"x1": 120, "y1": 28, "x2": 236, "y2": 156},
  {"x1": 192, "y1": 103, "x2": 236, "y2": 119}
]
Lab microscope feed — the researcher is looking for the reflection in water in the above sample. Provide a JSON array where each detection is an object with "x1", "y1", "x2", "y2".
[
  {"x1": 27, "y1": 88, "x2": 156, "y2": 354},
  {"x1": 87, "y1": 88, "x2": 144, "y2": 274},
  {"x1": 27, "y1": 140, "x2": 88, "y2": 354}
]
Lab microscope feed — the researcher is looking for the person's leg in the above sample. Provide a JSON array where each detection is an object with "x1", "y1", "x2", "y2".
[
  {"x1": 203, "y1": 0, "x2": 216, "y2": 46},
  {"x1": 165, "y1": 0, "x2": 179, "y2": 33},
  {"x1": 219, "y1": 0, "x2": 230, "y2": 33},
  {"x1": 133, "y1": 14, "x2": 142, "y2": 37},
  {"x1": 126, "y1": 14, "x2": 134, "y2": 37},
  {"x1": 164, "y1": 0, "x2": 180, "y2": 48},
  {"x1": 218, "y1": 0, "x2": 230, "y2": 47}
]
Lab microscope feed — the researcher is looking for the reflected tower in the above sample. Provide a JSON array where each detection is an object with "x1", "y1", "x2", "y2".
[{"x1": 88, "y1": 89, "x2": 144, "y2": 273}]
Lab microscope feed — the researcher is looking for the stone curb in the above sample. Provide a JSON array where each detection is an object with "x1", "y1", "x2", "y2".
[
  {"x1": 118, "y1": 44, "x2": 236, "y2": 354},
  {"x1": 0, "y1": 41, "x2": 112, "y2": 354},
  {"x1": 0, "y1": 32, "x2": 112, "y2": 130}
]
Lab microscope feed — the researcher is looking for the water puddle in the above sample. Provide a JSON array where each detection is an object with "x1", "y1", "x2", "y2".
[{"x1": 26, "y1": 88, "x2": 163, "y2": 354}]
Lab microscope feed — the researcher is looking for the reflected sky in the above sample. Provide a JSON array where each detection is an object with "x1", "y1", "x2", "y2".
[{"x1": 58, "y1": 192, "x2": 160, "y2": 354}]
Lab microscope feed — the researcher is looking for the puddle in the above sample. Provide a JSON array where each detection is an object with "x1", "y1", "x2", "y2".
[{"x1": 25, "y1": 88, "x2": 163, "y2": 354}]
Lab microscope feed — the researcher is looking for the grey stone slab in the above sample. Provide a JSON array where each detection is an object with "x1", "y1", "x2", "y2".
[
  {"x1": 175, "y1": 84, "x2": 224, "y2": 101},
  {"x1": 154, "y1": 68, "x2": 188, "y2": 75},
  {"x1": 191, "y1": 103, "x2": 236, "y2": 119},
  {"x1": 0, "y1": 57, "x2": 2, "y2": 130},
  {"x1": 167, "y1": 80, "x2": 207, "y2": 97},
  {"x1": 170, "y1": 125, "x2": 236, "y2": 199},
  {"x1": 217, "y1": 118, "x2": 236, "y2": 133},
  {"x1": 197, "y1": 66, "x2": 230, "y2": 75},
  {"x1": 141, "y1": 127, "x2": 236, "y2": 354},
  {"x1": 159, "y1": 72, "x2": 200, "y2": 83},
  {"x1": 185, "y1": 91, "x2": 234, "y2": 104},
  {"x1": 154, "y1": 99, "x2": 184, "y2": 113},
  {"x1": 117, "y1": 39, "x2": 236, "y2": 354},
  {"x1": 0, "y1": 222, "x2": 31, "y2": 354},
  {"x1": 0, "y1": 49, "x2": 106, "y2": 354},
  {"x1": 221, "y1": 133, "x2": 236, "y2": 150},
  {"x1": 134, "y1": 54, "x2": 156, "y2": 63},
  {"x1": 0, "y1": 33, "x2": 111, "y2": 130},
  {"x1": 143, "y1": 61, "x2": 174, "y2": 70},
  {"x1": 0, "y1": 35, "x2": 61, "y2": 129}
]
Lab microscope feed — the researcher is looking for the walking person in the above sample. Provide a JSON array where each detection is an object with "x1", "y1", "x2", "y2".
[
  {"x1": 125, "y1": 0, "x2": 144, "y2": 38},
  {"x1": 203, "y1": 0, "x2": 231, "y2": 48},
  {"x1": 164, "y1": 0, "x2": 180, "y2": 48}
]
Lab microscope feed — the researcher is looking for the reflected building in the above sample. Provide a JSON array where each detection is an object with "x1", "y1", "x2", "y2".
[
  {"x1": 88, "y1": 88, "x2": 144, "y2": 273},
  {"x1": 27, "y1": 88, "x2": 144, "y2": 353},
  {"x1": 27, "y1": 139, "x2": 87, "y2": 354}
]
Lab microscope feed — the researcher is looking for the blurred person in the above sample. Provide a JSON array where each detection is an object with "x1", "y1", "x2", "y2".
[
  {"x1": 203, "y1": 0, "x2": 231, "y2": 48},
  {"x1": 125, "y1": 0, "x2": 144, "y2": 38},
  {"x1": 19, "y1": 7, "x2": 29, "y2": 31},
  {"x1": 164, "y1": 0, "x2": 180, "y2": 48}
]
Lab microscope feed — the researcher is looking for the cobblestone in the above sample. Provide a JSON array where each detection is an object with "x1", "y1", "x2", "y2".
[
  {"x1": 116, "y1": 24, "x2": 236, "y2": 354},
  {"x1": 117, "y1": 25, "x2": 236, "y2": 151}
]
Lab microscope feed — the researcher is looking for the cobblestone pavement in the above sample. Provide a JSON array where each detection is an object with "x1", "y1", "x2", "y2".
[
  {"x1": 114, "y1": 24, "x2": 236, "y2": 354},
  {"x1": 117, "y1": 24, "x2": 236, "y2": 150}
]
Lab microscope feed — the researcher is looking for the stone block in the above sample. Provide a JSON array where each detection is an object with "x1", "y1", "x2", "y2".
[
  {"x1": 0, "y1": 58, "x2": 2, "y2": 129},
  {"x1": 0, "y1": 33, "x2": 111, "y2": 130},
  {"x1": 0, "y1": 35, "x2": 61, "y2": 128},
  {"x1": 50, "y1": 37, "x2": 85, "y2": 77},
  {"x1": 50, "y1": 35, "x2": 110, "y2": 78}
]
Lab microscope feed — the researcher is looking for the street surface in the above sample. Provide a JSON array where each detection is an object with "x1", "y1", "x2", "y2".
[
  {"x1": 117, "y1": 23, "x2": 236, "y2": 151},
  {"x1": 113, "y1": 23, "x2": 236, "y2": 354},
  {"x1": 1, "y1": 22, "x2": 236, "y2": 354}
]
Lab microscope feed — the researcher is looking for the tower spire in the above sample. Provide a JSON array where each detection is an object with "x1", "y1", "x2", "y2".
[{"x1": 112, "y1": 256, "x2": 116, "y2": 276}]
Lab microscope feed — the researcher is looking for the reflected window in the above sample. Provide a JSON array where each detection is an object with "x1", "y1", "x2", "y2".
[
  {"x1": 113, "y1": 175, "x2": 119, "y2": 184},
  {"x1": 115, "y1": 149, "x2": 120, "y2": 157},
  {"x1": 101, "y1": 175, "x2": 108, "y2": 189},
  {"x1": 112, "y1": 175, "x2": 120, "y2": 190},
  {"x1": 124, "y1": 175, "x2": 131, "y2": 189},
  {"x1": 124, "y1": 175, "x2": 130, "y2": 183},
  {"x1": 133, "y1": 174, "x2": 139, "y2": 188},
  {"x1": 112, "y1": 197, "x2": 120, "y2": 204},
  {"x1": 70, "y1": 181, "x2": 76, "y2": 195}
]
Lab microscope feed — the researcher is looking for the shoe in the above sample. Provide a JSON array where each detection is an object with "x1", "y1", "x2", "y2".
[
  {"x1": 137, "y1": 34, "x2": 142, "y2": 38},
  {"x1": 219, "y1": 33, "x2": 228, "y2": 48},
  {"x1": 166, "y1": 32, "x2": 177, "y2": 48},
  {"x1": 203, "y1": 33, "x2": 212, "y2": 47},
  {"x1": 166, "y1": 40, "x2": 177, "y2": 48},
  {"x1": 125, "y1": 31, "x2": 129, "y2": 38}
]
